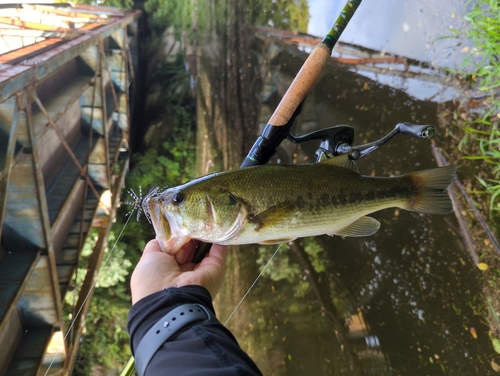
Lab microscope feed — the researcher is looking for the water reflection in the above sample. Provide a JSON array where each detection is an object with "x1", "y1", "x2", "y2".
[
  {"x1": 255, "y1": 28, "x2": 459, "y2": 102},
  {"x1": 192, "y1": 2, "x2": 495, "y2": 375}
]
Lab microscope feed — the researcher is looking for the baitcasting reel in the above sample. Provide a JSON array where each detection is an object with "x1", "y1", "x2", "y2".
[
  {"x1": 290, "y1": 121, "x2": 435, "y2": 163},
  {"x1": 241, "y1": 101, "x2": 434, "y2": 168}
]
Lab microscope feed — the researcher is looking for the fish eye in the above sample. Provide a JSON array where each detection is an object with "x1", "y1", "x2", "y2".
[{"x1": 172, "y1": 191, "x2": 185, "y2": 205}]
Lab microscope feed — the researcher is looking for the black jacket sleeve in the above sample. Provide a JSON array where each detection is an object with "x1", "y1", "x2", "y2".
[{"x1": 128, "y1": 285, "x2": 263, "y2": 376}]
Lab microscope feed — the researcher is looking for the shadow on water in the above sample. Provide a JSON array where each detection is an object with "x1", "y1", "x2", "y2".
[{"x1": 190, "y1": 2, "x2": 497, "y2": 375}]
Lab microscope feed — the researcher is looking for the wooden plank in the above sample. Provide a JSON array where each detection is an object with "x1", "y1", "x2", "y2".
[
  {"x1": 110, "y1": 28, "x2": 125, "y2": 49},
  {"x1": 88, "y1": 138, "x2": 108, "y2": 188},
  {"x1": 0, "y1": 98, "x2": 28, "y2": 147},
  {"x1": 4, "y1": 155, "x2": 47, "y2": 248},
  {"x1": 40, "y1": 330, "x2": 66, "y2": 375},
  {"x1": 36, "y1": 102, "x2": 82, "y2": 191},
  {"x1": 0, "y1": 249, "x2": 40, "y2": 333},
  {"x1": 32, "y1": 75, "x2": 91, "y2": 140},
  {"x1": 56, "y1": 265, "x2": 74, "y2": 284},
  {"x1": 57, "y1": 248, "x2": 78, "y2": 265},
  {"x1": 58, "y1": 282, "x2": 69, "y2": 299},
  {"x1": 108, "y1": 53, "x2": 127, "y2": 91},
  {"x1": 46, "y1": 135, "x2": 95, "y2": 225},
  {"x1": 6, "y1": 327, "x2": 52, "y2": 376},
  {"x1": 50, "y1": 179, "x2": 86, "y2": 254},
  {"x1": 0, "y1": 38, "x2": 63, "y2": 65},
  {"x1": 0, "y1": 308, "x2": 22, "y2": 372},
  {"x1": 20, "y1": 256, "x2": 59, "y2": 326},
  {"x1": 68, "y1": 218, "x2": 91, "y2": 234},
  {"x1": 61, "y1": 235, "x2": 81, "y2": 250}
]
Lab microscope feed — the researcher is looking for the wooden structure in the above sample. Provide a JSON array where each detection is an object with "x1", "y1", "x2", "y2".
[{"x1": 0, "y1": 3, "x2": 140, "y2": 375}]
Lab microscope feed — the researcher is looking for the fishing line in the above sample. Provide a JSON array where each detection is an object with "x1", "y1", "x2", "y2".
[
  {"x1": 44, "y1": 212, "x2": 133, "y2": 376},
  {"x1": 223, "y1": 243, "x2": 284, "y2": 326}
]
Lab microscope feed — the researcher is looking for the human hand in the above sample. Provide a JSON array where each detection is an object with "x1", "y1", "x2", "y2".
[{"x1": 130, "y1": 239, "x2": 227, "y2": 304}]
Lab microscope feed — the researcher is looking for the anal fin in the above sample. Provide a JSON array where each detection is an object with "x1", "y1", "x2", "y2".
[
  {"x1": 334, "y1": 216, "x2": 380, "y2": 237},
  {"x1": 258, "y1": 237, "x2": 296, "y2": 245}
]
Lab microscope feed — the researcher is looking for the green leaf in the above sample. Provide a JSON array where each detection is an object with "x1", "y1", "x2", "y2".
[{"x1": 492, "y1": 337, "x2": 500, "y2": 354}]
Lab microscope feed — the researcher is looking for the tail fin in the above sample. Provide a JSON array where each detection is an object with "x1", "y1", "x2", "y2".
[{"x1": 404, "y1": 166, "x2": 457, "y2": 214}]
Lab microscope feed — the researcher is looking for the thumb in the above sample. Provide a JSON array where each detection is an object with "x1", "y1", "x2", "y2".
[{"x1": 142, "y1": 239, "x2": 163, "y2": 256}]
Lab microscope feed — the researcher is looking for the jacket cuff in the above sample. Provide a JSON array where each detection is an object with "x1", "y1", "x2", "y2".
[{"x1": 127, "y1": 285, "x2": 216, "y2": 355}]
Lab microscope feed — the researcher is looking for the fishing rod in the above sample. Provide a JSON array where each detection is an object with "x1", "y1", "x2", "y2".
[{"x1": 192, "y1": 0, "x2": 363, "y2": 262}]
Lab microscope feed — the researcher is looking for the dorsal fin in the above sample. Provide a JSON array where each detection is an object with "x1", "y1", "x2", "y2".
[{"x1": 320, "y1": 154, "x2": 358, "y2": 172}]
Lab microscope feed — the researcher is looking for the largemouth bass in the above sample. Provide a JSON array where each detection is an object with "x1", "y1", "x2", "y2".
[{"x1": 138, "y1": 156, "x2": 456, "y2": 254}]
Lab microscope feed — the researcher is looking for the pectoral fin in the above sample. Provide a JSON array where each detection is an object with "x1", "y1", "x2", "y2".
[
  {"x1": 334, "y1": 216, "x2": 380, "y2": 237},
  {"x1": 248, "y1": 201, "x2": 296, "y2": 230}
]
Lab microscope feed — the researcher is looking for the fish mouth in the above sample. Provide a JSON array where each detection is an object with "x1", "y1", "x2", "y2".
[
  {"x1": 142, "y1": 188, "x2": 192, "y2": 254},
  {"x1": 142, "y1": 188, "x2": 173, "y2": 251}
]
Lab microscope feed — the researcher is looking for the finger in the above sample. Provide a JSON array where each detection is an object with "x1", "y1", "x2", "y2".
[
  {"x1": 197, "y1": 245, "x2": 227, "y2": 274},
  {"x1": 208, "y1": 243, "x2": 227, "y2": 263},
  {"x1": 174, "y1": 248, "x2": 186, "y2": 264},
  {"x1": 142, "y1": 239, "x2": 163, "y2": 256},
  {"x1": 175, "y1": 239, "x2": 199, "y2": 265}
]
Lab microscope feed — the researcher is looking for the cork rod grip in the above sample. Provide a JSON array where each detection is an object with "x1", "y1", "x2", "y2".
[{"x1": 268, "y1": 43, "x2": 332, "y2": 127}]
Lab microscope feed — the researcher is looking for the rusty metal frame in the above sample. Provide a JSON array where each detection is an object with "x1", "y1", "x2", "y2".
[
  {"x1": 0, "y1": 9, "x2": 140, "y2": 104},
  {"x1": 24, "y1": 91, "x2": 64, "y2": 328},
  {"x1": 98, "y1": 42, "x2": 112, "y2": 185},
  {"x1": 124, "y1": 32, "x2": 132, "y2": 133},
  {"x1": 0, "y1": 4, "x2": 140, "y2": 374}
]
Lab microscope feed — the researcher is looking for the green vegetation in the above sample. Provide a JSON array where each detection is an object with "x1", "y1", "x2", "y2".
[
  {"x1": 57, "y1": 0, "x2": 133, "y2": 10},
  {"x1": 442, "y1": 0, "x2": 500, "y2": 361},
  {"x1": 145, "y1": 0, "x2": 309, "y2": 35},
  {"x1": 454, "y1": 0, "x2": 500, "y2": 212},
  {"x1": 145, "y1": 0, "x2": 199, "y2": 35},
  {"x1": 246, "y1": 0, "x2": 309, "y2": 32}
]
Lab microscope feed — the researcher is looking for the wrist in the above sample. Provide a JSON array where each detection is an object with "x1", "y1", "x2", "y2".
[
  {"x1": 128, "y1": 286, "x2": 216, "y2": 357},
  {"x1": 134, "y1": 303, "x2": 218, "y2": 375}
]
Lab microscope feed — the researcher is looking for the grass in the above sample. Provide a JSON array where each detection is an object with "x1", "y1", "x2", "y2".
[
  {"x1": 440, "y1": 0, "x2": 500, "y2": 351},
  {"x1": 454, "y1": 0, "x2": 500, "y2": 212}
]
